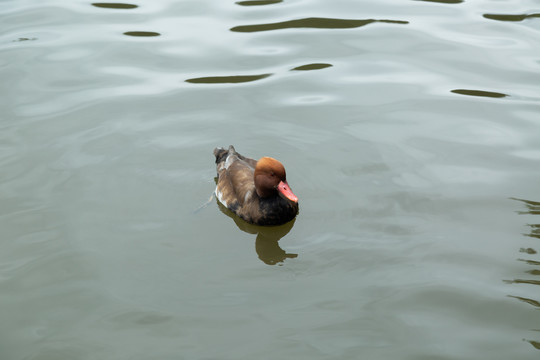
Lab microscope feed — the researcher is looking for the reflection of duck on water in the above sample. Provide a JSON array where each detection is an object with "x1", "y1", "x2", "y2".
[{"x1": 216, "y1": 200, "x2": 298, "y2": 265}]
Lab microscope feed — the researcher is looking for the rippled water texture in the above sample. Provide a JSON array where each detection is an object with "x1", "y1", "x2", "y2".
[{"x1": 1, "y1": 0, "x2": 540, "y2": 359}]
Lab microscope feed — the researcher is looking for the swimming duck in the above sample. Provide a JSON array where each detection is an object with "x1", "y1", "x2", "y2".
[{"x1": 213, "y1": 145, "x2": 299, "y2": 226}]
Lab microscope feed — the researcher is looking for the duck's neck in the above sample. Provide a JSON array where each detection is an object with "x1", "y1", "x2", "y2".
[{"x1": 255, "y1": 187, "x2": 276, "y2": 198}]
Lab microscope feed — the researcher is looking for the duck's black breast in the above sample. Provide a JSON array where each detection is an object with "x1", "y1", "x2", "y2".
[
  {"x1": 250, "y1": 196, "x2": 298, "y2": 226},
  {"x1": 223, "y1": 188, "x2": 299, "y2": 226}
]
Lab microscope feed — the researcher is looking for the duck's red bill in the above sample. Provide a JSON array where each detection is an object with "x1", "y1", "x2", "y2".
[{"x1": 277, "y1": 181, "x2": 298, "y2": 203}]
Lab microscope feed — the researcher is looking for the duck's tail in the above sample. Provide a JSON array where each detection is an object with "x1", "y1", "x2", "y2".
[{"x1": 213, "y1": 145, "x2": 237, "y2": 164}]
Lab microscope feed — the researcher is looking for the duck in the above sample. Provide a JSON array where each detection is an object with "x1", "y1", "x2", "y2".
[{"x1": 213, "y1": 145, "x2": 299, "y2": 226}]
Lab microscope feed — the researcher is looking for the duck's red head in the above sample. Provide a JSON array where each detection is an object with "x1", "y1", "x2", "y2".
[{"x1": 254, "y1": 157, "x2": 298, "y2": 203}]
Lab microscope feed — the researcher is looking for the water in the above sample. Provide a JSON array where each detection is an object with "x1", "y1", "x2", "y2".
[{"x1": 1, "y1": 0, "x2": 540, "y2": 359}]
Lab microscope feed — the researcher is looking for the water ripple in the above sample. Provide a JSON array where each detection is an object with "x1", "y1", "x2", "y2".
[
  {"x1": 483, "y1": 13, "x2": 540, "y2": 22},
  {"x1": 512, "y1": 198, "x2": 540, "y2": 215},
  {"x1": 507, "y1": 198, "x2": 540, "y2": 312},
  {"x1": 91, "y1": 3, "x2": 138, "y2": 9},
  {"x1": 12, "y1": 37, "x2": 37, "y2": 42},
  {"x1": 231, "y1": 17, "x2": 408, "y2": 32},
  {"x1": 504, "y1": 279, "x2": 540, "y2": 286},
  {"x1": 236, "y1": 0, "x2": 283, "y2": 6},
  {"x1": 508, "y1": 295, "x2": 540, "y2": 308},
  {"x1": 105, "y1": 309, "x2": 173, "y2": 326},
  {"x1": 185, "y1": 73, "x2": 272, "y2": 84},
  {"x1": 415, "y1": 0, "x2": 463, "y2": 3},
  {"x1": 526, "y1": 225, "x2": 540, "y2": 239},
  {"x1": 291, "y1": 63, "x2": 333, "y2": 71},
  {"x1": 451, "y1": 89, "x2": 508, "y2": 98},
  {"x1": 123, "y1": 31, "x2": 161, "y2": 37}
]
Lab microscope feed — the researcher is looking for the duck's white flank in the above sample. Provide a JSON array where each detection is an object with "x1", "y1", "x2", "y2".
[{"x1": 215, "y1": 188, "x2": 227, "y2": 208}]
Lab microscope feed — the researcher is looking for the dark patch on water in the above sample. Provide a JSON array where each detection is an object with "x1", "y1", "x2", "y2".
[
  {"x1": 415, "y1": 0, "x2": 463, "y2": 3},
  {"x1": 291, "y1": 63, "x2": 333, "y2": 71},
  {"x1": 527, "y1": 340, "x2": 540, "y2": 350},
  {"x1": 520, "y1": 248, "x2": 538, "y2": 255},
  {"x1": 483, "y1": 13, "x2": 540, "y2": 22},
  {"x1": 508, "y1": 295, "x2": 540, "y2": 308},
  {"x1": 231, "y1": 17, "x2": 408, "y2": 32},
  {"x1": 186, "y1": 73, "x2": 272, "y2": 84},
  {"x1": 512, "y1": 198, "x2": 540, "y2": 215},
  {"x1": 504, "y1": 279, "x2": 540, "y2": 286},
  {"x1": 507, "y1": 197, "x2": 540, "y2": 352},
  {"x1": 92, "y1": 3, "x2": 138, "y2": 9},
  {"x1": 451, "y1": 89, "x2": 508, "y2": 98},
  {"x1": 526, "y1": 224, "x2": 540, "y2": 239},
  {"x1": 13, "y1": 37, "x2": 37, "y2": 42},
  {"x1": 519, "y1": 259, "x2": 540, "y2": 266},
  {"x1": 236, "y1": 0, "x2": 282, "y2": 6},
  {"x1": 123, "y1": 31, "x2": 160, "y2": 37}
]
